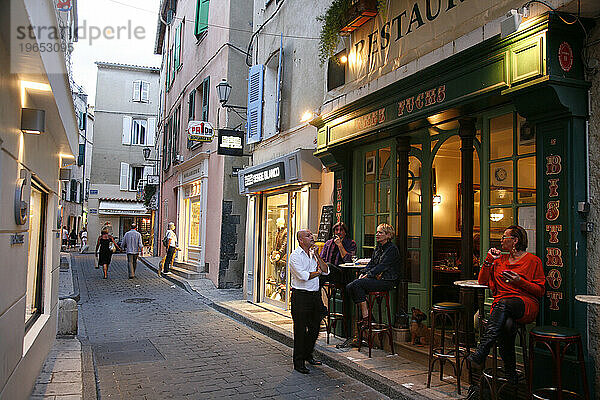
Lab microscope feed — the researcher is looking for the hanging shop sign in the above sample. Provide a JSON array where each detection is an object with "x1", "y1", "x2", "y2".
[
  {"x1": 542, "y1": 133, "x2": 567, "y2": 326},
  {"x1": 147, "y1": 175, "x2": 160, "y2": 185},
  {"x1": 217, "y1": 129, "x2": 244, "y2": 156},
  {"x1": 238, "y1": 149, "x2": 323, "y2": 195},
  {"x1": 187, "y1": 121, "x2": 214, "y2": 142},
  {"x1": 243, "y1": 162, "x2": 285, "y2": 188}
]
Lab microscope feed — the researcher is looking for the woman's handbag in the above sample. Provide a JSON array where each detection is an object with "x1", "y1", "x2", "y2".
[{"x1": 109, "y1": 241, "x2": 116, "y2": 253}]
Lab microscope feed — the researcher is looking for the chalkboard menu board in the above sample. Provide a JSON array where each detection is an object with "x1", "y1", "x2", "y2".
[{"x1": 317, "y1": 205, "x2": 335, "y2": 242}]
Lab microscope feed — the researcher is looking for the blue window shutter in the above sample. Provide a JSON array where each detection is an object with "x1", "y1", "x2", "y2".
[
  {"x1": 276, "y1": 34, "x2": 284, "y2": 134},
  {"x1": 247, "y1": 64, "x2": 264, "y2": 145}
]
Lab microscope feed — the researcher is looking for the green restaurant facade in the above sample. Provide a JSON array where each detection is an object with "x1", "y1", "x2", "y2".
[{"x1": 313, "y1": 13, "x2": 593, "y2": 392}]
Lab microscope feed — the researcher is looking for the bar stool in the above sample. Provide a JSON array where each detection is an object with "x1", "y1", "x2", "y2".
[
  {"x1": 480, "y1": 320, "x2": 528, "y2": 400},
  {"x1": 322, "y1": 282, "x2": 345, "y2": 344},
  {"x1": 427, "y1": 302, "x2": 467, "y2": 395},
  {"x1": 357, "y1": 290, "x2": 394, "y2": 358},
  {"x1": 528, "y1": 326, "x2": 590, "y2": 400}
]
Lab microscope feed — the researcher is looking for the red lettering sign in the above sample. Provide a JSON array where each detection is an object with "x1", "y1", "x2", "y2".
[
  {"x1": 547, "y1": 269, "x2": 563, "y2": 289},
  {"x1": 545, "y1": 200, "x2": 560, "y2": 221},
  {"x1": 546, "y1": 225, "x2": 562, "y2": 243},
  {"x1": 548, "y1": 178, "x2": 559, "y2": 197},
  {"x1": 546, "y1": 155, "x2": 562, "y2": 175},
  {"x1": 397, "y1": 85, "x2": 446, "y2": 117},
  {"x1": 546, "y1": 248, "x2": 563, "y2": 267},
  {"x1": 547, "y1": 291, "x2": 563, "y2": 311}
]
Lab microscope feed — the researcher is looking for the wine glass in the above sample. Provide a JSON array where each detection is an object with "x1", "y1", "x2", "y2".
[{"x1": 351, "y1": 255, "x2": 358, "y2": 265}]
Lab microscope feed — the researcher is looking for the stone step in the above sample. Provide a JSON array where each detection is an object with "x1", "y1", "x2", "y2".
[{"x1": 169, "y1": 266, "x2": 205, "y2": 280}]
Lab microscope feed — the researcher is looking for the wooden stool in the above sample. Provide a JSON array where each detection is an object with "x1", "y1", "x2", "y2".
[
  {"x1": 528, "y1": 326, "x2": 590, "y2": 400},
  {"x1": 357, "y1": 291, "x2": 394, "y2": 358},
  {"x1": 480, "y1": 321, "x2": 528, "y2": 400},
  {"x1": 427, "y1": 302, "x2": 467, "y2": 395},
  {"x1": 322, "y1": 282, "x2": 345, "y2": 344}
]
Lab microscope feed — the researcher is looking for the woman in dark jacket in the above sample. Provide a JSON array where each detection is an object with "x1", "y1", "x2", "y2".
[{"x1": 346, "y1": 223, "x2": 400, "y2": 326}]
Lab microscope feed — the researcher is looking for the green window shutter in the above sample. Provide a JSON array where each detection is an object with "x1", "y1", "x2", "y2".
[
  {"x1": 195, "y1": 0, "x2": 209, "y2": 36},
  {"x1": 174, "y1": 23, "x2": 181, "y2": 70},
  {"x1": 202, "y1": 76, "x2": 209, "y2": 121}
]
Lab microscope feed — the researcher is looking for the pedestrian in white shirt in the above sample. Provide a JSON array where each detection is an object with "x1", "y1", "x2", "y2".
[
  {"x1": 289, "y1": 229, "x2": 329, "y2": 374},
  {"x1": 122, "y1": 223, "x2": 144, "y2": 278},
  {"x1": 162, "y1": 222, "x2": 179, "y2": 274}
]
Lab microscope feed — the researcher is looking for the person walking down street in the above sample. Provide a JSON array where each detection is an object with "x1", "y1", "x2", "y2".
[
  {"x1": 79, "y1": 227, "x2": 88, "y2": 253},
  {"x1": 467, "y1": 225, "x2": 545, "y2": 384},
  {"x1": 102, "y1": 221, "x2": 114, "y2": 236},
  {"x1": 95, "y1": 228, "x2": 120, "y2": 279},
  {"x1": 61, "y1": 226, "x2": 69, "y2": 250},
  {"x1": 319, "y1": 221, "x2": 357, "y2": 286},
  {"x1": 162, "y1": 222, "x2": 180, "y2": 275},
  {"x1": 69, "y1": 228, "x2": 78, "y2": 249},
  {"x1": 122, "y1": 223, "x2": 144, "y2": 279},
  {"x1": 346, "y1": 223, "x2": 400, "y2": 328},
  {"x1": 289, "y1": 229, "x2": 329, "y2": 374}
]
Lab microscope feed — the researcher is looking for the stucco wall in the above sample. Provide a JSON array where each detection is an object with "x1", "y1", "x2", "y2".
[
  {"x1": 157, "y1": 0, "x2": 252, "y2": 287},
  {"x1": 0, "y1": 2, "x2": 68, "y2": 397},
  {"x1": 585, "y1": 21, "x2": 600, "y2": 397}
]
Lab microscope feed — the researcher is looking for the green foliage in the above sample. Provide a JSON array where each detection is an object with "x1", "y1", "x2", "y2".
[
  {"x1": 317, "y1": 0, "x2": 352, "y2": 65},
  {"x1": 317, "y1": 0, "x2": 383, "y2": 65},
  {"x1": 143, "y1": 184, "x2": 157, "y2": 207}
]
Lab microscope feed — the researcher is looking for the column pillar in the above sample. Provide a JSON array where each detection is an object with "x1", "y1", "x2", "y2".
[{"x1": 395, "y1": 136, "x2": 410, "y2": 328}]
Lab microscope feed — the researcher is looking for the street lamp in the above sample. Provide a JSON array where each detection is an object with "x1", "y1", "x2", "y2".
[
  {"x1": 143, "y1": 147, "x2": 160, "y2": 162},
  {"x1": 216, "y1": 79, "x2": 247, "y2": 111}
]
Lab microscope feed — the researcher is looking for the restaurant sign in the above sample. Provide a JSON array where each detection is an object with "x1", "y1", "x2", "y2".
[
  {"x1": 542, "y1": 132, "x2": 567, "y2": 326},
  {"x1": 243, "y1": 162, "x2": 285, "y2": 188},
  {"x1": 187, "y1": 121, "x2": 214, "y2": 142},
  {"x1": 345, "y1": 0, "x2": 524, "y2": 84}
]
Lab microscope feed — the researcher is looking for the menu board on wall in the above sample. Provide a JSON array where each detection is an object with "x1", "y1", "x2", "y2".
[{"x1": 317, "y1": 205, "x2": 335, "y2": 243}]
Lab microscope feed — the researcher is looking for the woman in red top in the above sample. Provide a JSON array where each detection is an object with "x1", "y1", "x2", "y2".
[{"x1": 467, "y1": 225, "x2": 545, "y2": 384}]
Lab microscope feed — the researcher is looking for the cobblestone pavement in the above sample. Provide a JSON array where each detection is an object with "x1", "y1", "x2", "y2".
[{"x1": 74, "y1": 254, "x2": 389, "y2": 400}]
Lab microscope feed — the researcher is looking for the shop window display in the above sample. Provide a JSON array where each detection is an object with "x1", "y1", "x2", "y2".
[{"x1": 265, "y1": 194, "x2": 288, "y2": 303}]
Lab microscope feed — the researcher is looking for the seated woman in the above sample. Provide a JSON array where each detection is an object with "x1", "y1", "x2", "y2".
[
  {"x1": 467, "y1": 225, "x2": 545, "y2": 384},
  {"x1": 346, "y1": 223, "x2": 400, "y2": 327},
  {"x1": 319, "y1": 221, "x2": 357, "y2": 285}
]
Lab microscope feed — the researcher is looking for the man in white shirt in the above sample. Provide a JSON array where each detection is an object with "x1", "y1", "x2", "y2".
[
  {"x1": 122, "y1": 223, "x2": 144, "y2": 278},
  {"x1": 289, "y1": 229, "x2": 329, "y2": 374},
  {"x1": 163, "y1": 222, "x2": 179, "y2": 274}
]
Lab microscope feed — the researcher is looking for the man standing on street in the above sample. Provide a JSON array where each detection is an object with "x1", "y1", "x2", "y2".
[
  {"x1": 122, "y1": 223, "x2": 143, "y2": 279},
  {"x1": 162, "y1": 222, "x2": 179, "y2": 275},
  {"x1": 289, "y1": 229, "x2": 329, "y2": 374}
]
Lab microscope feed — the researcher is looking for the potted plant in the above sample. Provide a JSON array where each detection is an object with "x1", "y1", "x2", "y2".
[{"x1": 317, "y1": 0, "x2": 385, "y2": 64}]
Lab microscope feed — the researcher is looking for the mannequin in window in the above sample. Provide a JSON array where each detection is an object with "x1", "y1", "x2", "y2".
[{"x1": 269, "y1": 217, "x2": 288, "y2": 299}]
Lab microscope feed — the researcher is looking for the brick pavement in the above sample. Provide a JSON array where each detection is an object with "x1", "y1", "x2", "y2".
[{"x1": 74, "y1": 254, "x2": 390, "y2": 399}]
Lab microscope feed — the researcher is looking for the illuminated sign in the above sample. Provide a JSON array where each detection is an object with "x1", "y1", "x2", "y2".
[
  {"x1": 187, "y1": 121, "x2": 214, "y2": 142},
  {"x1": 217, "y1": 129, "x2": 244, "y2": 156},
  {"x1": 243, "y1": 163, "x2": 285, "y2": 188}
]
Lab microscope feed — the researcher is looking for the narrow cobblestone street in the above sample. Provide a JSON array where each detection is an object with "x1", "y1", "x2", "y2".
[{"x1": 74, "y1": 254, "x2": 389, "y2": 399}]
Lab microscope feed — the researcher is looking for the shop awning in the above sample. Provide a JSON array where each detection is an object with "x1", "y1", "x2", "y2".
[{"x1": 98, "y1": 200, "x2": 149, "y2": 216}]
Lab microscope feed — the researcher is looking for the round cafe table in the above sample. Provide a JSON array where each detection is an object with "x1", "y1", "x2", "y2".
[
  {"x1": 335, "y1": 262, "x2": 368, "y2": 348},
  {"x1": 454, "y1": 280, "x2": 488, "y2": 347},
  {"x1": 575, "y1": 295, "x2": 600, "y2": 352},
  {"x1": 575, "y1": 295, "x2": 600, "y2": 305}
]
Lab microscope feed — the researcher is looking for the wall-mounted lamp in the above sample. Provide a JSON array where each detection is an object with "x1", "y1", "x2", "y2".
[
  {"x1": 300, "y1": 111, "x2": 315, "y2": 123},
  {"x1": 21, "y1": 108, "x2": 45, "y2": 134},
  {"x1": 500, "y1": 9, "x2": 522, "y2": 38},
  {"x1": 216, "y1": 79, "x2": 247, "y2": 111},
  {"x1": 420, "y1": 194, "x2": 442, "y2": 205},
  {"x1": 142, "y1": 147, "x2": 160, "y2": 162},
  {"x1": 339, "y1": 54, "x2": 348, "y2": 64},
  {"x1": 490, "y1": 212, "x2": 504, "y2": 222}
]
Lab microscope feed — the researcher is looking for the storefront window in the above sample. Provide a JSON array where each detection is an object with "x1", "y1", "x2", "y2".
[
  {"x1": 362, "y1": 146, "x2": 392, "y2": 257},
  {"x1": 265, "y1": 193, "x2": 288, "y2": 304},
  {"x1": 488, "y1": 112, "x2": 537, "y2": 253},
  {"x1": 189, "y1": 199, "x2": 201, "y2": 246},
  {"x1": 26, "y1": 183, "x2": 47, "y2": 326},
  {"x1": 490, "y1": 113, "x2": 513, "y2": 160}
]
